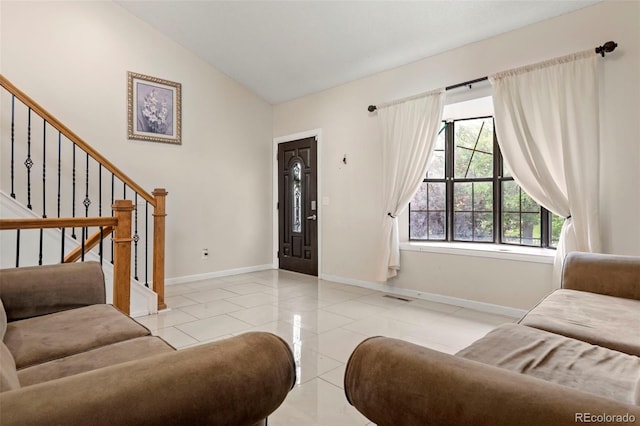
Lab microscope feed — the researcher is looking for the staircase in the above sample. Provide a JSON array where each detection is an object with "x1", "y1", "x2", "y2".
[{"x1": 0, "y1": 75, "x2": 167, "y2": 316}]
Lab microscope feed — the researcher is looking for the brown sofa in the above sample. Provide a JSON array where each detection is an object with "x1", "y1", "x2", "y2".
[
  {"x1": 345, "y1": 252, "x2": 640, "y2": 425},
  {"x1": 0, "y1": 262, "x2": 295, "y2": 426}
]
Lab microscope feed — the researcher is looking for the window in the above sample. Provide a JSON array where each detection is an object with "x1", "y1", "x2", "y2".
[
  {"x1": 292, "y1": 161, "x2": 303, "y2": 233},
  {"x1": 409, "y1": 116, "x2": 562, "y2": 248}
]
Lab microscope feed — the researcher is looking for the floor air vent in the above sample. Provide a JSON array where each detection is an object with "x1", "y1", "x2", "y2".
[{"x1": 383, "y1": 294, "x2": 413, "y2": 302}]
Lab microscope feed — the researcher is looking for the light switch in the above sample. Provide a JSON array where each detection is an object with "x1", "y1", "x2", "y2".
[{"x1": 322, "y1": 196, "x2": 330, "y2": 206}]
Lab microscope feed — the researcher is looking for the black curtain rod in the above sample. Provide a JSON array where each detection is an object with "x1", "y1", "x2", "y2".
[{"x1": 367, "y1": 40, "x2": 618, "y2": 112}]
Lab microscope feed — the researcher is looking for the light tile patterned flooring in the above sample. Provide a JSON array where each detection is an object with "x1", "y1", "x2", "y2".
[{"x1": 135, "y1": 269, "x2": 516, "y2": 426}]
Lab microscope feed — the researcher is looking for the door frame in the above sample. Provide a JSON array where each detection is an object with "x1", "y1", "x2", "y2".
[{"x1": 272, "y1": 129, "x2": 322, "y2": 276}]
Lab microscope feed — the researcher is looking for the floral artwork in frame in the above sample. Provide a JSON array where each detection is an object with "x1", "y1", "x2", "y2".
[{"x1": 128, "y1": 72, "x2": 181, "y2": 144}]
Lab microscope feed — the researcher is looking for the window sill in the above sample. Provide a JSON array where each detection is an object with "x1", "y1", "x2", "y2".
[{"x1": 400, "y1": 241, "x2": 555, "y2": 264}]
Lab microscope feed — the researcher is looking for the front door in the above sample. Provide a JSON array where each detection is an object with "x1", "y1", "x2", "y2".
[{"x1": 278, "y1": 137, "x2": 318, "y2": 276}]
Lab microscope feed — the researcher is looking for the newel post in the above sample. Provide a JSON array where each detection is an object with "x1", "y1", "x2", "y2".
[
  {"x1": 112, "y1": 199, "x2": 134, "y2": 315},
  {"x1": 152, "y1": 188, "x2": 167, "y2": 310}
]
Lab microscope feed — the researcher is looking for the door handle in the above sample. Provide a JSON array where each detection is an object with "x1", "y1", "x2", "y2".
[{"x1": 306, "y1": 214, "x2": 317, "y2": 221}]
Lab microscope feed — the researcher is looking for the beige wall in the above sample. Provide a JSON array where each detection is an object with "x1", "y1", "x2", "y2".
[
  {"x1": 0, "y1": 1, "x2": 274, "y2": 279},
  {"x1": 274, "y1": 1, "x2": 640, "y2": 310},
  {"x1": 2, "y1": 1, "x2": 637, "y2": 311}
]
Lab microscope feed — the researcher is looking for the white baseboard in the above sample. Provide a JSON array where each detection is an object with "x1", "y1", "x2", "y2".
[
  {"x1": 165, "y1": 264, "x2": 274, "y2": 285},
  {"x1": 166, "y1": 265, "x2": 527, "y2": 318},
  {"x1": 320, "y1": 273, "x2": 527, "y2": 319},
  {"x1": 130, "y1": 308, "x2": 151, "y2": 318}
]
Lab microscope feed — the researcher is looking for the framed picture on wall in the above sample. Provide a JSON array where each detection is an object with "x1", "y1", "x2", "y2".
[{"x1": 128, "y1": 72, "x2": 181, "y2": 145}]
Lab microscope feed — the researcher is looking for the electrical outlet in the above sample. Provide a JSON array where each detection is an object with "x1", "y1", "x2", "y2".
[{"x1": 202, "y1": 248, "x2": 209, "y2": 259}]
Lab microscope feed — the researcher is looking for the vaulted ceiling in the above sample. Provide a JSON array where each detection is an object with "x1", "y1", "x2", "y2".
[{"x1": 117, "y1": 1, "x2": 599, "y2": 104}]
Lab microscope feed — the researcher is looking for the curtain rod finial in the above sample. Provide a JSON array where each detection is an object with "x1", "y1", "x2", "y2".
[
  {"x1": 368, "y1": 105, "x2": 377, "y2": 112},
  {"x1": 595, "y1": 41, "x2": 617, "y2": 57}
]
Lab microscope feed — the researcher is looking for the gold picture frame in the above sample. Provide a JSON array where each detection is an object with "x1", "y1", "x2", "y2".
[{"x1": 128, "y1": 72, "x2": 181, "y2": 145}]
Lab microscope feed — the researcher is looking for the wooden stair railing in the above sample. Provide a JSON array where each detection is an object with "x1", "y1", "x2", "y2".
[
  {"x1": 0, "y1": 200, "x2": 134, "y2": 314},
  {"x1": 0, "y1": 74, "x2": 166, "y2": 310},
  {"x1": 64, "y1": 226, "x2": 114, "y2": 263}
]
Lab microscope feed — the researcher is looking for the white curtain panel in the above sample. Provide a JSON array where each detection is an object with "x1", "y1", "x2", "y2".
[
  {"x1": 490, "y1": 50, "x2": 601, "y2": 283},
  {"x1": 378, "y1": 89, "x2": 445, "y2": 281}
]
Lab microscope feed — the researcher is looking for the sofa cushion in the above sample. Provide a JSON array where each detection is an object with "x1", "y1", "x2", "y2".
[
  {"x1": 0, "y1": 342, "x2": 20, "y2": 392},
  {"x1": 0, "y1": 262, "x2": 106, "y2": 321},
  {"x1": 519, "y1": 289, "x2": 640, "y2": 356},
  {"x1": 5, "y1": 304, "x2": 151, "y2": 369},
  {"x1": 457, "y1": 324, "x2": 640, "y2": 405},
  {"x1": 17, "y1": 336, "x2": 175, "y2": 387}
]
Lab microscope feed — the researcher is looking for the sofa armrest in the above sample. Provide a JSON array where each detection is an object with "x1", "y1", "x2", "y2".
[
  {"x1": 562, "y1": 252, "x2": 640, "y2": 300},
  {"x1": 0, "y1": 262, "x2": 106, "y2": 321},
  {"x1": 345, "y1": 337, "x2": 640, "y2": 426},
  {"x1": 0, "y1": 332, "x2": 295, "y2": 426}
]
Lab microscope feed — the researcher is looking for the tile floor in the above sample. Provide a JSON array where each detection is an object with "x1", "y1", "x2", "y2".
[{"x1": 135, "y1": 269, "x2": 516, "y2": 426}]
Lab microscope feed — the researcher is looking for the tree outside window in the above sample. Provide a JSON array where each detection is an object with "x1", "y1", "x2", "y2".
[{"x1": 409, "y1": 116, "x2": 562, "y2": 248}]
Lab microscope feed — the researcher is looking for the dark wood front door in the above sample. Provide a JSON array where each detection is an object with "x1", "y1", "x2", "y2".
[{"x1": 278, "y1": 137, "x2": 318, "y2": 276}]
